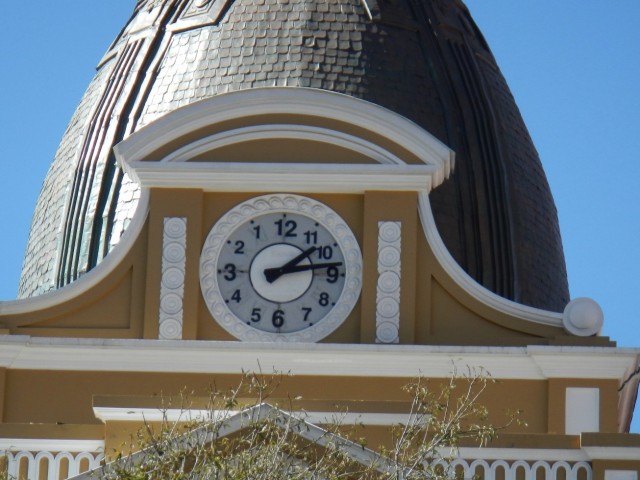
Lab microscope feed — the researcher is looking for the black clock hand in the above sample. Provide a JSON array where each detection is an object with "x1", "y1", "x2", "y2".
[
  {"x1": 264, "y1": 262, "x2": 343, "y2": 283},
  {"x1": 264, "y1": 246, "x2": 316, "y2": 283}
]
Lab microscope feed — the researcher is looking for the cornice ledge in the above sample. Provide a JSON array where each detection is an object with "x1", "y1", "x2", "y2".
[
  {"x1": 124, "y1": 162, "x2": 436, "y2": 193},
  {"x1": 1, "y1": 337, "x2": 637, "y2": 381}
]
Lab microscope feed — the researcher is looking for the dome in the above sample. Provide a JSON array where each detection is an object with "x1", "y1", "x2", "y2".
[{"x1": 19, "y1": 0, "x2": 569, "y2": 311}]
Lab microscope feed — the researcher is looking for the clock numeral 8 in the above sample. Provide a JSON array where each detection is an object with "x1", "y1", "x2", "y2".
[{"x1": 319, "y1": 292, "x2": 330, "y2": 307}]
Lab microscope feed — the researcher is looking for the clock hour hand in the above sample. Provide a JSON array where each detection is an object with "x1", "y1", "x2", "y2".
[
  {"x1": 265, "y1": 261, "x2": 343, "y2": 283},
  {"x1": 263, "y1": 246, "x2": 316, "y2": 283}
]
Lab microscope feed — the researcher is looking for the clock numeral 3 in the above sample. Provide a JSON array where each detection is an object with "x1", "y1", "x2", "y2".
[{"x1": 223, "y1": 263, "x2": 237, "y2": 281}]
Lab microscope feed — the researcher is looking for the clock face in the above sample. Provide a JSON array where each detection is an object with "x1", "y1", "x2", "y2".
[{"x1": 200, "y1": 194, "x2": 362, "y2": 342}]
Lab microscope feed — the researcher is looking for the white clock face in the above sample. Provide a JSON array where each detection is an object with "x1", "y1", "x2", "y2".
[{"x1": 200, "y1": 194, "x2": 362, "y2": 342}]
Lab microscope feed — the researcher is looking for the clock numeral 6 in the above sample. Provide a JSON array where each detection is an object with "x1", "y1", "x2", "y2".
[
  {"x1": 272, "y1": 309, "x2": 285, "y2": 328},
  {"x1": 251, "y1": 308, "x2": 261, "y2": 323}
]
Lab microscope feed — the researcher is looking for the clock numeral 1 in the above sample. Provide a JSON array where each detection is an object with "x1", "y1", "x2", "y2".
[
  {"x1": 253, "y1": 225, "x2": 261, "y2": 239},
  {"x1": 272, "y1": 309, "x2": 285, "y2": 328}
]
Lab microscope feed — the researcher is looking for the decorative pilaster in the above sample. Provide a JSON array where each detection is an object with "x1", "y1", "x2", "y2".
[
  {"x1": 159, "y1": 217, "x2": 187, "y2": 340},
  {"x1": 376, "y1": 221, "x2": 401, "y2": 344}
]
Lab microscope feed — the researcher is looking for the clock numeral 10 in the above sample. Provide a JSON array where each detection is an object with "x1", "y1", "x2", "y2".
[{"x1": 317, "y1": 245, "x2": 333, "y2": 260}]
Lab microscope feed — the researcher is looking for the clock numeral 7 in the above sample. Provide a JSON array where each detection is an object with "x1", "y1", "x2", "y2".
[{"x1": 302, "y1": 307, "x2": 312, "y2": 321}]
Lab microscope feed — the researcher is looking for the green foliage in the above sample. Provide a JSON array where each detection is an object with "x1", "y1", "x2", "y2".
[{"x1": 86, "y1": 367, "x2": 522, "y2": 479}]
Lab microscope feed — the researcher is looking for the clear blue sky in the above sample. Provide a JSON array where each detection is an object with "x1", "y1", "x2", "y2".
[{"x1": 0, "y1": 2, "x2": 638, "y2": 431}]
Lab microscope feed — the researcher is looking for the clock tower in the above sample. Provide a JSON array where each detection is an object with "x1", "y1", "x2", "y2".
[{"x1": 1, "y1": 1, "x2": 638, "y2": 478}]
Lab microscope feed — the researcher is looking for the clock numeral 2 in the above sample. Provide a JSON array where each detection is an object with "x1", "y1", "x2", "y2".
[{"x1": 234, "y1": 240, "x2": 245, "y2": 254}]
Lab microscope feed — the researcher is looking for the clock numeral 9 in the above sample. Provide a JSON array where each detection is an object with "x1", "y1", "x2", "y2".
[
  {"x1": 326, "y1": 266, "x2": 339, "y2": 283},
  {"x1": 272, "y1": 310, "x2": 285, "y2": 328}
]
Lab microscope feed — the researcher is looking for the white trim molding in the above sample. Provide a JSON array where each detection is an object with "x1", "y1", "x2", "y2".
[
  {"x1": 376, "y1": 221, "x2": 401, "y2": 344},
  {"x1": 1, "y1": 336, "x2": 637, "y2": 381},
  {"x1": 124, "y1": 162, "x2": 435, "y2": 194},
  {"x1": 418, "y1": 193, "x2": 567, "y2": 328},
  {"x1": 159, "y1": 217, "x2": 187, "y2": 340},
  {"x1": 0, "y1": 192, "x2": 150, "y2": 314},
  {"x1": 113, "y1": 87, "x2": 454, "y2": 188},
  {"x1": 161, "y1": 124, "x2": 406, "y2": 165}
]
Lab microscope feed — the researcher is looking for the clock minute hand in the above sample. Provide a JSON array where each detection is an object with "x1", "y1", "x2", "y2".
[
  {"x1": 264, "y1": 246, "x2": 316, "y2": 283},
  {"x1": 277, "y1": 262, "x2": 343, "y2": 275}
]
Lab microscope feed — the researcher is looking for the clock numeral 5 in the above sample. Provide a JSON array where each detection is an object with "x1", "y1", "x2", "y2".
[{"x1": 251, "y1": 308, "x2": 261, "y2": 323}]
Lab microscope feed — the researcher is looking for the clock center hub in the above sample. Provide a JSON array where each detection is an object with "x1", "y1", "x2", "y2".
[{"x1": 249, "y1": 243, "x2": 313, "y2": 303}]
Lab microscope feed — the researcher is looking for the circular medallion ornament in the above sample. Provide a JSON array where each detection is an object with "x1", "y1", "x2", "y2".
[{"x1": 200, "y1": 194, "x2": 362, "y2": 342}]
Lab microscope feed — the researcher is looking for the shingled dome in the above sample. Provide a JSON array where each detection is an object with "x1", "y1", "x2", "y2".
[{"x1": 19, "y1": 0, "x2": 569, "y2": 312}]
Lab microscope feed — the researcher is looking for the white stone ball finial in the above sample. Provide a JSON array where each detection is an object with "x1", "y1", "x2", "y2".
[{"x1": 562, "y1": 297, "x2": 604, "y2": 336}]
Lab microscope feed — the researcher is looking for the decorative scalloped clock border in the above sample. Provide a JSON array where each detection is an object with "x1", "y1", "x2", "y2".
[{"x1": 200, "y1": 194, "x2": 363, "y2": 342}]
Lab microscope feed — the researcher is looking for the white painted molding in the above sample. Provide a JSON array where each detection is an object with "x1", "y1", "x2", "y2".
[
  {"x1": 565, "y1": 387, "x2": 599, "y2": 435},
  {"x1": 114, "y1": 87, "x2": 454, "y2": 188},
  {"x1": 417, "y1": 193, "x2": 566, "y2": 328},
  {"x1": 0, "y1": 191, "x2": 150, "y2": 314},
  {"x1": 93, "y1": 406, "x2": 410, "y2": 426},
  {"x1": 584, "y1": 447, "x2": 640, "y2": 461},
  {"x1": 376, "y1": 222, "x2": 401, "y2": 344},
  {"x1": 0, "y1": 438, "x2": 103, "y2": 452},
  {"x1": 159, "y1": 217, "x2": 187, "y2": 340},
  {"x1": 124, "y1": 162, "x2": 435, "y2": 194},
  {"x1": 161, "y1": 124, "x2": 406, "y2": 165},
  {"x1": 605, "y1": 471, "x2": 638, "y2": 480},
  {"x1": 1, "y1": 336, "x2": 637, "y2": 381}
]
